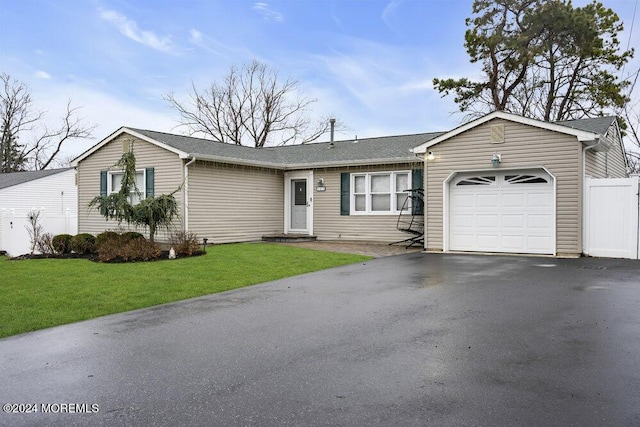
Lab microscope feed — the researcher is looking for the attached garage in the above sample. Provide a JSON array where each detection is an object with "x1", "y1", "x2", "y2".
[
  {"x1": 447, "y1": 169, "x2": 555, "y2": 255},
  {"x1": 412, "y1": 111, "x2": 627, "y2": 257}
]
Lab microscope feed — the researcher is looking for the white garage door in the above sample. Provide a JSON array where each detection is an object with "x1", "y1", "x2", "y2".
[{"x1": 449, "y1": 170, "x2": 554, "y2": 254}]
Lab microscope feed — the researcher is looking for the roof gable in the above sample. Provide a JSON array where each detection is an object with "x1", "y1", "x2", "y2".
[
  {"x1": 71, "y1": 127, "x2": 188, "y2": 166},
  {"x1": 412, "y1": 111, "x2": 603, "y2": 154},
  {"x1": 0, "y1": 168, "x2": 72, "y2": 190}
]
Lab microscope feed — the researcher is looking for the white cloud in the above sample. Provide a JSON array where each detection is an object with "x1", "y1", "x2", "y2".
[
  {"x1": 99, "y1": 9, "x2": 175, "y2": 53},
  {"x1": 252, "y1": 3, "x2": 284, "y2": 22},
  {"x1": 34, "y1": 70, "x2": 51, "y2": 80}
]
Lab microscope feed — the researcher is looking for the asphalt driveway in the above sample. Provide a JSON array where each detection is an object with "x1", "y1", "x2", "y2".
[{"x1": 1, "y1": 253, "x2": 639, "y2": 426}]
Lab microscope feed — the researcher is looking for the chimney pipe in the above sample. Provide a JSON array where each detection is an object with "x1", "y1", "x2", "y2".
[{"x1": 330, "y1": 118, "x2": 336, "y2": 146}]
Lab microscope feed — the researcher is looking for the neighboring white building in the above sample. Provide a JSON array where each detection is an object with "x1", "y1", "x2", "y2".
[{"x1": 0, "y1": 168, "x2": 78, "y2": 257}]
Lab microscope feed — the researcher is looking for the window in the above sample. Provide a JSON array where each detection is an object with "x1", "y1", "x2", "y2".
[
  {"x1": 351, "y1": 171, "x2": 411, "y2": 214},
  {"x1": 108, "y1": 170, "x2": 145, "y2": 204},
  {"x1": 456, "y1": 176, "x2": 496, "y2": 186},
  {"x1": 504, "y1": 174, "x2": 548, "y2": 184}
]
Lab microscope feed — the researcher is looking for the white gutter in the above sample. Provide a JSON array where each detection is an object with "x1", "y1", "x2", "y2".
[{"x1": 184, "y1": 157, "x2": 197, "y2": 232}]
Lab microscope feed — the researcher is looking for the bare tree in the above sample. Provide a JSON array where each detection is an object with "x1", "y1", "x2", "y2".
[
  {"x1": 164, "y1": 59, "x2": 341, "y2": 147},
  {"x1": 0, "y1": 73, "x2": 95, "y2": 172}
]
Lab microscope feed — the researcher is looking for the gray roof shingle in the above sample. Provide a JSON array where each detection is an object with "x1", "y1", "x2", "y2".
[
  {"x1": 0, "y1": 168, "x2": 72, "y2": 190},
  {"x1": 554, "y1": 116, "x2": 616, "y2": 135},
  {"x1": 124, "y1": 115, "x2": 615, "y2": 169},
  {"x1": 132, "y1": 128, "x2": 443, "y2": 168}
]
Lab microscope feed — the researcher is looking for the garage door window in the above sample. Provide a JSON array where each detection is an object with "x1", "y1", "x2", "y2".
[
  {"x1": 505, "y1": 174, "x2": 548, "y2": 184},
  {"x1": 456, "y1": 176, "x2": 496, "y2": 186}
]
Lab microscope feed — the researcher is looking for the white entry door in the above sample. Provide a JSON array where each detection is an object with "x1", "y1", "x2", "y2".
[
  {"x1": 285, "y1": 171, "x2": 313, "y2": 234},
  {"x1": 449, "y1": 170, "x2": 555, "y2": 254},
  {"x1": 291, "y1": 179, "x2": 307, "y2": 230}
]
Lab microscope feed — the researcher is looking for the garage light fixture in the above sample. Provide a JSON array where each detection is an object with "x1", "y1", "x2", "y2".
[
  {"x1": 427, "y1": 151, "x2": 436, "y2": 161},
  {"x1": 492, "y1": 153, "x2": 502, "y2": 167}
]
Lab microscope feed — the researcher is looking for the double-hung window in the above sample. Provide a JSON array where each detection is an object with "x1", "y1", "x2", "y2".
[
  {"x1": 108, "y1": 170, "x2": 145, "y2": 204},
  {"x1": 351, "y1": 171, "x2": 411, "y2": 215}
]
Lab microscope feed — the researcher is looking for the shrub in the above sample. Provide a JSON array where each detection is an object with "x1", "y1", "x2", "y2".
[
  {"x1": 170, "y1": 231, "x2": 201, "y2": 256},
  {"x1": 96, "y1": 231, "x2": 121, "y2": 247},
  {"x1": 123, "y1": 237, "x2": 161, "y2": 261},
  {"x1": 36, "y1": 233, "x2": 56, "y2": 255},
  {"x1": 52, "y1": 234, "x2": 73, "y2": 254},
  {"x1": 96, "y1": 232, "x2": 124, "y2": 262},
  {"x1": 70, "y1": 233, "x2": 96, "y2": 255},
  {"x1": 121, "y1": 231, "x2": 144, "y2": 243}
]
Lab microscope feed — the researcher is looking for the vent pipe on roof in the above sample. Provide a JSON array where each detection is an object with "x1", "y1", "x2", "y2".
[{"x1": 330, "y1": 118, "x2": 336, "y2": 147}]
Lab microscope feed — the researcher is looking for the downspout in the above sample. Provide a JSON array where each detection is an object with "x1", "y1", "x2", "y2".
[
  {"x1": 184, "y1": 157, "x2": 197, "y2": 232},
  {"x1": 582, "y1": 139, "x2": 600, "y2": 256}
]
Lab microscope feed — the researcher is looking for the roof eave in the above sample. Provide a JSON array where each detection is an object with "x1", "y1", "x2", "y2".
[{"x1": 185, "y1": 155, "x2": 421, "y2": 170}]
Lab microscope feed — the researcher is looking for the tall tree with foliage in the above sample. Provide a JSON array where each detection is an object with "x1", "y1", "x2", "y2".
[
  {"x1": 89, "y1": 148, "x2": 180, "y2": 243},
  {"x1": 433, "y1": 0, "x2": 634, "y2": 122},
  {"x1": 0, "y1": 73, "x2": 95, "y2": 172},
  {"x1": 164, "y1": 59, "x2": 342, "y2": 147},
  {"x1": 622, "y1": 66, "x2": 640, "y2": 173}
]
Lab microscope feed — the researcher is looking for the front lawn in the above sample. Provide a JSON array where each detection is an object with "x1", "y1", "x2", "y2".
[{"x1": 0, "y1": 243, "x2": 370, "y2": 338}]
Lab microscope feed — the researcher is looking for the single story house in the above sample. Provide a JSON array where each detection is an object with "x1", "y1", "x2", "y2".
[
  {"x1": 0, "y1": 168, "x2": 78, "y2": 256},
  {"x1": 72, "y1": 111, "x2": 627, "y2": 257}
]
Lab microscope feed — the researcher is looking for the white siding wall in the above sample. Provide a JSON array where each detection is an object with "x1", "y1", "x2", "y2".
[
  {"x1": 77, "y1": 134, "x2": 184, "y2": 242},
  {"x1": 0, "y1": 169, "x2": 77, "y2": 256},
  {"x1": 425, "y1": 119, "x2": 583, "y2": 256},
  {"x1": 187, "y1": 161, "x2": 284, "y2": 243},
  {"x1": 313, "y1": 163, "x2": 422, "y2": 242}
]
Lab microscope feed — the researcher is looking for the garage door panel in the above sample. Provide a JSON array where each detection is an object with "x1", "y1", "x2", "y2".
[
  {"x1": 477, "y1": 235, "x2": 499, "y2": 250},
  {"x1": 501, "y1": 234, "x2": 526, "y2": 250},
  {"x1": 527, "y1": 236, "x2": 553, "y2": 251},
  {"x1": 451, "y1": 194, "x2": 475, "y2": 208},
  {"x1": 477, "y1": 214, "x2": 498, "y2": 228},
  {"x1": 502, "y1": 193, "x2": 526, "y2": 208},
  {"x1": 449, "y1": 170, "x2": 554, "y2": 255},
  {"x1": 528, "y1": 192, "x2": 552, "y2": 207},
  {"x1": 477, "y1": 194, "x2": 499, "y2": 207},
  {"x1": 450, "y1": 233, "x2": 475, "y2": 250},
  {"x1": 451, "y1": 214, "x2": 475, "y2": 228},
  {"x1": 527, "y1": 214, "x2": 552, "y2": 229},
  {"x1": 502, "y1": 214, "x2": 525, "y2": 228}
]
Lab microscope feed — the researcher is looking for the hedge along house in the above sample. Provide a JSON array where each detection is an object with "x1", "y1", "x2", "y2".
[
  {"x1": 72, "y1": 127, "x2": 436, "y2": 244},
  {"x1": 411, "y1": 111, "x2": 627, "y2": 257}
]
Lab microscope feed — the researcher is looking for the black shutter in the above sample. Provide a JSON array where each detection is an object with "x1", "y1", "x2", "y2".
[
  {"x1": 340, "y1": 172, "x2": 350, "y2": 216},
  {"x1": 99, "y1": 171, "x2": 107, "y2": 215},
  {"x1": 145, "y1": 167, "x2": 154, "y2": 198},
  {"x1": 411, "y1": 169, "x2": 424, "y2": 215}
]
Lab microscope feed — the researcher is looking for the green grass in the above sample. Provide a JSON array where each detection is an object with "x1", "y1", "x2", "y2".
[{"x1": 0, "y1": 243, "x2": 370, "y2": 338}]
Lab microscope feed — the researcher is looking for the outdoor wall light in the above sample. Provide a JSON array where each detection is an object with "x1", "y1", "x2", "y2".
[
  {"x1": 316, "y1": 178, "x2": 326, "y2": 192},
  {"x1": 427, "y1": 151, "x2": 436, "y2": 161},
  {"x1": 492, "y1": 153, "x2": 502, "y2": 167},
  {"x1": 317, "y1": 178, "x2": 324, "y2": 186}
]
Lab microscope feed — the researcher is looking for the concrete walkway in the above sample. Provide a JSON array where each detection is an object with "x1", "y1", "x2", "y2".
[{"x1": 278, "y1": 240, "x2": 423, "y2": 257}]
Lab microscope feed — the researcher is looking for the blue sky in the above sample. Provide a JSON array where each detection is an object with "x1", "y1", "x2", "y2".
[{"x1": 1, "y1": 0, "x2": 638, "y2": 160}]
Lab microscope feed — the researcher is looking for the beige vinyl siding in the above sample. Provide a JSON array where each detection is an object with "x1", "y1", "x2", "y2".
[
  {"x1": 313, "y1": 163, "x2": 421, "y2": 242},
  {"x1": 187, "y1": 161, "x2": 284, "y2": 243},
  {"x1": 77, "y1": 134, "x2": 184, "y2": 241},
  {"x1": 425, "y1": 118, "x2": 582, "y2": 256},
  {"x1": 585, "y1": 125, "x2": 627, "y2": 178}
]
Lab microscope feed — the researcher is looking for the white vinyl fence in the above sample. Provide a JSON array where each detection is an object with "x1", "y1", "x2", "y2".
[
  {"x1": 584, "y1": 177, "x2": 640, "y2": 259},
  {"x1": 1, "y1": 208, "x2": 78, "y2": 257}
]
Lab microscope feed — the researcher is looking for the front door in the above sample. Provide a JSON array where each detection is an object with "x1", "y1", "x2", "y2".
[{"x1": 291, "y1": 179, "x2": 307, "y2": 230}]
